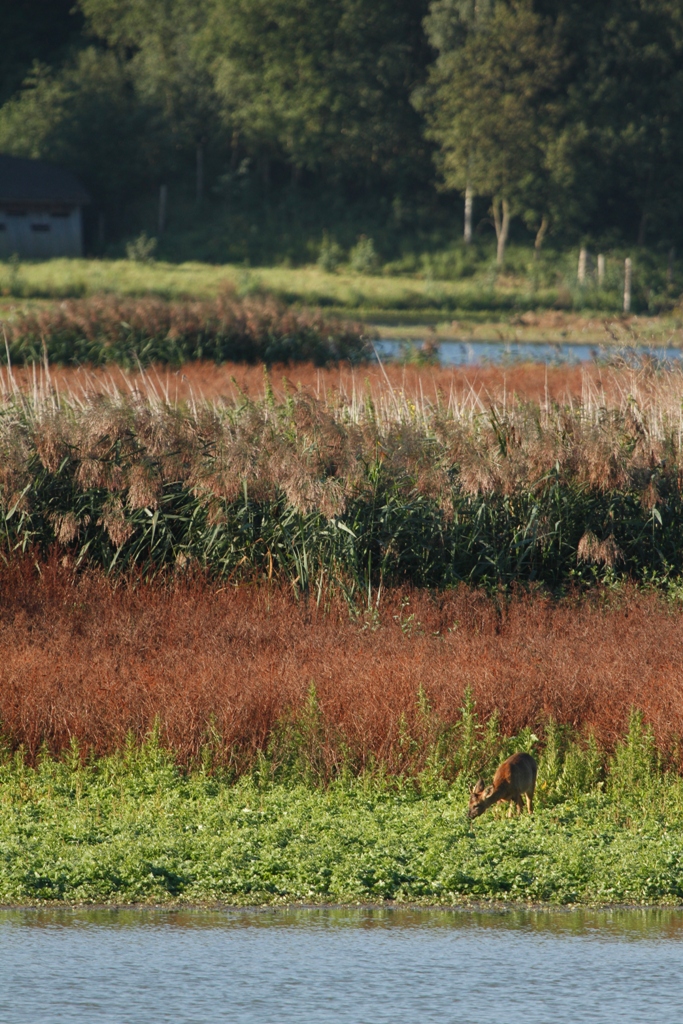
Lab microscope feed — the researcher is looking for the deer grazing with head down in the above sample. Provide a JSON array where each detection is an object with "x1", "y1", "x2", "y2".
[{"x1": 467, "y1": 752, "x2": 537, "y2": 819}]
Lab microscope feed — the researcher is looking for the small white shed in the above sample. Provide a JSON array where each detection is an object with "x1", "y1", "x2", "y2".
[{"x1": 0, "y1": 154, "x2": 90, "y2": 258}]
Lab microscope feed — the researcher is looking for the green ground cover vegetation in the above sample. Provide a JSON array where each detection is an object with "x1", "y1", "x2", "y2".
[{"x1": 1, "y1": 712, "x2": 681, "y2": 906}]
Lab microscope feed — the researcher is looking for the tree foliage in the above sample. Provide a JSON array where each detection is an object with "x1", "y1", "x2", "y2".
[
  {"x1": 419, "y1": 0, "x2": 683, "y2": 255},
  {"x1": 204, "y1": 0, "x2": 429, "y2": 178},
  {"x1": 0, "y1": 0, "x2": 83, "y2": 105},
  {"x1": 0, "y1": 0, "x2": 682, "y2": 250},
  {"x1": 419, "y1": 0, "x2": 571, "y2": 260},
  {"x1": 80, "y1": 0, "x2": 221, "y2": 154},
  {"x1": 0, "y1": 49, "x2": 158, "y2": 209}
]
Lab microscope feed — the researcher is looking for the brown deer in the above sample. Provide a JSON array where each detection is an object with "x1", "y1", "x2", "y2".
[{"x1": 467, "y1": 752, "x2": 537, "y2": 819}]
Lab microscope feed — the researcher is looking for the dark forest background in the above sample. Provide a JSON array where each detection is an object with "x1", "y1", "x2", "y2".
[{"x1": 1, "y1": 0, "x2": 682, "y2": 266}]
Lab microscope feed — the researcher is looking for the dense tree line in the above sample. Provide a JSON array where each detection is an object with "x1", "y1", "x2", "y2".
[{"x1": 1, "y1": 0, "x2": 682, "y2": 256}]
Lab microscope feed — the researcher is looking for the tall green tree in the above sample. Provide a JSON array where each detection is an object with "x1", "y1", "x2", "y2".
[
  {"x1": 0, "y1": 48, "x2": 159, "y2": 213},
  {"x1": 418, "y1": 0, "x2": 570, "y2": 263},
  {"x1": 204, "y1": 0, "x2": 430, "y2": 183},
  {"x1": 569, "y1": 0, "x2": 683, "y2": 243},
  {"x1": 0, "y1": 0, "x2": 83, "y2": 105},
  {"x1": 79, "y1": 0, "x2": 221, "y2": 202},
  {"x1": 421, "y1": 0, "x2": 683, "y2": 250}
]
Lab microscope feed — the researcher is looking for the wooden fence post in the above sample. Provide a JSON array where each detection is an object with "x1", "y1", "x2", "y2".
[{"x1": 624, "y1": 257, "x2": 632, "y2": 313}]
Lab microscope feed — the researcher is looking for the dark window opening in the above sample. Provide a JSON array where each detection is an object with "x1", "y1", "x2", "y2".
[
  {"x1": 31, "y1": 224, "x2": 51, "y2": 232},
  {"x1": 50, "y1": 211, "x2": 70, "y2": 218}
]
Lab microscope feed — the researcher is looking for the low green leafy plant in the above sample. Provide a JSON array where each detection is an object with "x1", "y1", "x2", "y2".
[{"x1": 1, "y1": 712, "x2": 683, "y2": 906}]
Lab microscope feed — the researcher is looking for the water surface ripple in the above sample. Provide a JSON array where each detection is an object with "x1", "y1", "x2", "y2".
[{"x1": 1, "y1": 907, "x2": 682, "y2": 1024}]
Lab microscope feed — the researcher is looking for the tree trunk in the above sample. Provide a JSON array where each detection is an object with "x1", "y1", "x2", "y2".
[
  {"x1": 196, "y1": 143, "x2": 204, "y2": 206},
  {"x1": 637, "y1": 211, "x2": 648, "y2": 247},
  {"x1": 624, "y1": 257, "x2": 632, "y2": 313},
  {"x1": 230, "y1": 132, "x2": 240, "y2": 171},
  {"x1": 492, "y1": 198, "x2": 510, "y2": 266},
  {"x1": 577, "y1": 247, "x2": 587, "y2": 284},
  {"x1": 260, "y1": 155, "x2": 271, "y2": 191},
  {"x1": 464, "y1": 185, "x2": 473, "y2": 244},
  {"x1": 534, "y1": 214, "x2": 548, "y2": 258},
  {"x1": 158, "y1": 184, "x2": 167, "y2": 234}
]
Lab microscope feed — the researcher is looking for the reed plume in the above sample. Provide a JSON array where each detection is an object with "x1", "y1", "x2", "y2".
[
  {"x1": 0, "y1": 361, "x2": 682, "y2": 588},
  {"x1": 0, "y1": 292, "x2": 370, "y2": 368}
]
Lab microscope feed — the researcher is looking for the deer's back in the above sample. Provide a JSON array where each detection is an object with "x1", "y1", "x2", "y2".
[{"x1": 492, "y1": 752, "x2": 537, "y2": 796}]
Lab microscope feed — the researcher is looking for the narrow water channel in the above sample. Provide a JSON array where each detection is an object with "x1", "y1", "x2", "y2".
[
  {"x1": 374, "y1": 338, "x2": 683, "y2": 366},
  {"x1": 1, "y1": 906, "x2": 682, "y2": 1023}
]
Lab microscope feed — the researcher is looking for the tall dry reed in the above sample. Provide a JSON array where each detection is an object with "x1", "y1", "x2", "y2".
[
  {"x1": 0, "y1": 292, "x2": 369, "y2": 367},
  {"x1": 1, "y1": 360, "x2": 683, "y2": 586}
]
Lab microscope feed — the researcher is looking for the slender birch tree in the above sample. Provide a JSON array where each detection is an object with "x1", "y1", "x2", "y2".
[{"x1": 418, "y1": 0, "x2": 567, "y2": 264}]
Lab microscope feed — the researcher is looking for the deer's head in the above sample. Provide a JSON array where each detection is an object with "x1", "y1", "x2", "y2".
[{"x1": 468, "y1": 778, "x2": 494, "y2": 819}]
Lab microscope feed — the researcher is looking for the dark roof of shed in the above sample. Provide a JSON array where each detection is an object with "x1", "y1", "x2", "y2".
[{"x1": 0, "y1": 154, "x2": 90, "y2": 205}]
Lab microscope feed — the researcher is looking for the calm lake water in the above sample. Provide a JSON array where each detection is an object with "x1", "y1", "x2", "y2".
[
  {"x1": 375, "y1": 338, "x2": 683, "y2": 366},
  {"x1": 1, "y1": 906, "x2": 683, "y2": 1024}
]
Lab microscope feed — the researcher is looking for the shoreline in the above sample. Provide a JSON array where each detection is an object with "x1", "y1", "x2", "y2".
[
  {"x1": 371, "y1": 313, "x2": 683, "y2": 347},
  {"x1": 3, "y1": 899, "x2": 683, "y2": 912}
]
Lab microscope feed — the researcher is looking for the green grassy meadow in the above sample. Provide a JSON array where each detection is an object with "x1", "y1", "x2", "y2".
[
  {"x1": 0, "y1": 255, "x2": 560, "y2": 311},
  {"x1": 2, "y1": 721, "x2": 683, "y2": 907}
]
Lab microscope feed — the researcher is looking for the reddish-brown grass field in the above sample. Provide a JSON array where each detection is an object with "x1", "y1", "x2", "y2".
[
  {"x1": 1, "y1": 558, "x2": 682, "y2": 771},
  {"x1": 0, "y1": 358, "x2": 646, "y2": 407}
]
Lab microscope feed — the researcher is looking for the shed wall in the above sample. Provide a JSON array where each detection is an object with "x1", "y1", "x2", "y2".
[{"x1": 0, "y1": 207, "x2": 83, "y2": 258}]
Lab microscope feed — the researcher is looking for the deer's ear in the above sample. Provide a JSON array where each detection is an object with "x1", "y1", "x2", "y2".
[
  {"x1": 484, "y1": 786, "x2": 494, "y2": 799},
  {"x1": 472, "y1": 779, "x2": 485, "y2": 795}
]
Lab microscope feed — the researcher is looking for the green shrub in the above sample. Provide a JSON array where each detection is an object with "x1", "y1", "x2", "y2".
[
  {"x1": 317, "y1": 233, "x2": 344, "y2": 273},
  {"x1": 125, "y1": 232, "x2": 158, "y2": 264},
  {"x1": 349, "y1": 236, "x2": 379, "y2": 274}
]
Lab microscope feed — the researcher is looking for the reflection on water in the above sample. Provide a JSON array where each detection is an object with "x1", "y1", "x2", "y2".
[
  {"x1": 375, "y1": 338, "x2": 683, "y2": 367},
  {"x1": 1, "y1": 907, "x2": 683, "y2": 1024}
]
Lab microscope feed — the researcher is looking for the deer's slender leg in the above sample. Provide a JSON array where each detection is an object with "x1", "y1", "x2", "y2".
[{"x1": 525, "y1": 793, "x2": 533, "y2": 814}]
